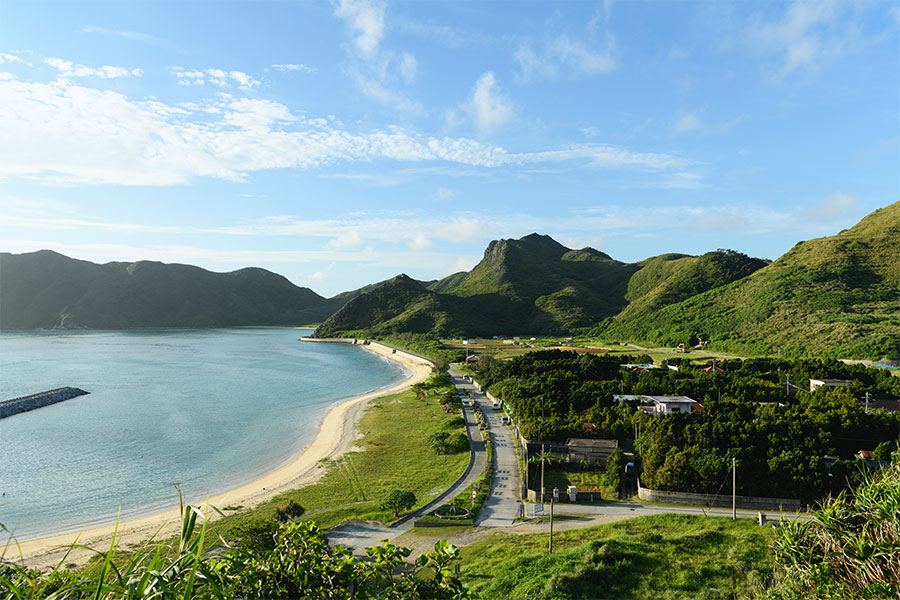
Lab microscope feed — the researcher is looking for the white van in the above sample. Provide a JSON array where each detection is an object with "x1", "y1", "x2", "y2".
[
  {"x1": 500, "y1": 415, "x2": 511, "y2": 425},
  {"x1": 492, "y1": 400, "x2": 501, "y2": 410}
]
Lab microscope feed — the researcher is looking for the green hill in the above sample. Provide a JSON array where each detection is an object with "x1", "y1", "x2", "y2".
[
  {"x1": 0, "y1": 250, "x2": 338, "y2": 329},
  {"x1": 599, "y1": 202, "x2": 900, "y2": 359},
  {"x1": 314, "y1": 235, "x2": 767, "y2": 338}
]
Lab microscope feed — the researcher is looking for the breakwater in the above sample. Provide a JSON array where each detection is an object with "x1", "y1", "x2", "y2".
[{"x1": 0, "y1": 387, "x2": 89, "y2": 419}]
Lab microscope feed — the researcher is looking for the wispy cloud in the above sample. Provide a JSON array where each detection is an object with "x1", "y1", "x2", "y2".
[
  {"x1": 44, "y1": 57, "x2": 143, "y2": 78},
  {"x1": 0, "y1": 75, "x2": 693, "y2": 186},
  {"x1": 332, "y1": 0, "x2": 421, "y2": 112},
  {"x1": 0, "y1": 53, "x2": 31, "y2": 66},
  {"x1": 516, "y1": 35, "x2": 616, "y2": 81},
  {"x1": 81, "y1": 25, "x2": 169, "y2": 47},
  {"x1": 269, "y1": 63, "x2": 317, "y2": 73},
  {"x1": 749, "y1": 0, "x2": 866, "y2": 77},
  {"x1": 676, "y1": 113, "x2": 702, "y2": 132}
]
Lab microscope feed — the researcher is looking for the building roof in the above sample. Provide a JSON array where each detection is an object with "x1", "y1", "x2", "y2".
[{"x1": 810, "y1": 378, "x2": 852, "y2": 384}]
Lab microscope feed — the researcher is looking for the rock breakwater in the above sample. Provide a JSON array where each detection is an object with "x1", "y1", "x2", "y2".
[{"x1": 0, "y1": 387, "x2": 90, "y2": 419}]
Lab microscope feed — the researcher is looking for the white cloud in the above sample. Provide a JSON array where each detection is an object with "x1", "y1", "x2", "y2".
[
  {"x1": 0, "y1": 53, "x2": 30, "y2": 66},
  {"x1": 802, "y1": 192, "x2": 861, "y2": 222},
  {"x1": 516, "y1": 34, "x2": 616, "y2": 81},
  {"x1": 169, "y1": 67, "x2": 260, "y2": 90},
  {"x1": 329, "y1": 230, "x2": 363, "y2": 248},
  {"x1": 0, "y1": 76, "x2": 691, "y2": 185},
  {"x1": 676, "y1": 113, "x2": 702, "y2": 132},
  {"x1": 44, "y1": 57, "x2": 143, "y2": 78},
  {"x1": 333, "y1": 0, "x2": 385, "y2": 59},
  {"x1": 0, "y1": 72, "x2": 16, "y2": 81},
  {"x1": 430, "y1": 187, "x2": 454, "y2": 202},
  {"x1": 750, "y1": 0, "x2": 862, "y2": 77},
  {"x1": 396, "y1": 52, "x2": 417, "y2": 84},
  {"x1": 269, "y1": 63, "x2": 317, "y2": 73},
  {"x1": 407, "y1": 232, "x2": 432, "y2": 251},
  {"x1": 332, "y1": 0, "x2": 421, "y2": 112},
  {"x1": 464, "y1": 72, "x2": 513, "y2": 135}
]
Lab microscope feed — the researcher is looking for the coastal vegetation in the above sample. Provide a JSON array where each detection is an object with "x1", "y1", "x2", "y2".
[
  {"x1": 0, "y1": 506, "x2": 469, "y2": 599},
  {"x1": 766, "y1": 458, "x2": 900, "y2": 599}
]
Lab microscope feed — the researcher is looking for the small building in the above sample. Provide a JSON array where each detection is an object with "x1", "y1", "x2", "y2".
[
  {"x1": 703, "y1": 365, "x2": 723, "y2": 373},
  {"x1": 465, "y1": 355, "x2": 480, "y2": 364},
  {"x1": 615, "y1": 394, "x2": 702, "y2": 415},
  {"x1": 810, "y1": 378, "x2": 852, "y2": 393},
  {"x1": 621, "y1": 363, "x2": 659, "y2": 370},
  {"x1": 566, "y1": 438, "x2": 618, "y2": 466}
]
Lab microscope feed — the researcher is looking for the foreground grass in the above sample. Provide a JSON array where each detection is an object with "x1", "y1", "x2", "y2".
[
  {"x1": 460, "y1": 514, "x2": 774, "y2": 600},
  {"x1": 207, "y1": 384, "x2": 469, "y2": 540}
]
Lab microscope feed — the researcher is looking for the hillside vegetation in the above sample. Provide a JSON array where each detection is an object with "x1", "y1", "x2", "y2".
[
  {"x1": 598, "y1": 202, "x2": 900, "y2": 359},
  {"x1": 0, "y1": 250, "x2": 341, "y2": 329},
  {"x1": 315, "y1": 235, "x2": 765, "y2": 339}
]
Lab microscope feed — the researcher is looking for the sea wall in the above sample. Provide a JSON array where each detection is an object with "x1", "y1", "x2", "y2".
[
  {"x1": 301, "y1": 337, "x2": 437, "y2": 367},
  {"x1": 0, "y1": 387, "x2": 90, "y2": 419}
]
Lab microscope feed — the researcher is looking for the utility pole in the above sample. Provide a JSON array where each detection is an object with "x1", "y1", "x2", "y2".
[
  {"x1": 732, "y1": 457, "x2": 737, "y2": 521},
  {"x1": 548, "y1": 496, "x2": 554, "y2": 554},
  {"x1": 865, "y1": 391, "x2": 870, "y2": 414},
  {"x1": 541, "y1": 443, "x2": 546, "y2": 504}
]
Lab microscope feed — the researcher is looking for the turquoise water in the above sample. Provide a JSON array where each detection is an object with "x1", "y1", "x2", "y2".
[{"x1": 0, "y1": 328, "x2": 405, "y2": 540}]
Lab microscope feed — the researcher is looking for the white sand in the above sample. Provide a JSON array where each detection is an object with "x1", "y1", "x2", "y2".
[{"x1": 7, "y1": 340, "x2": 433, "y2": 567}]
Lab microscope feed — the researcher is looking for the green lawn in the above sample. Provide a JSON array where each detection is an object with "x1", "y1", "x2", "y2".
[
  {"x1": 209, "y1": 385, "x2": 470, "y2": 539},
  {"x1": 460, "y1": 514, "x2": 774, "y2": 600}
]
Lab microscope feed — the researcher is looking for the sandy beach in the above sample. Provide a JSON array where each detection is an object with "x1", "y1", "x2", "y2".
[{"x1": 7, "y1": 340, "x2": 433, "y2": 567}]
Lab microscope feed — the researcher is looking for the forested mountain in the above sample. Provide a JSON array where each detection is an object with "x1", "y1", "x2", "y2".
[
  {"x1": 314, "y1": 235, "x2": 767, "y2": 339},
  {"x1": 598, "y1": 201, "x2": 900, "y2": 359},
  {"x1": 316, "y1": 203, "x2": 899, "y2": 360},
  {"x1": 0, "y1": 250, "x2": 341, "y2": 329}
]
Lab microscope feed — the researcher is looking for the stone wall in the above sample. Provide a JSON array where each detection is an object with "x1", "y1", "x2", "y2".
[{"x1": 0, "y1": 387, "x2": 89, "y2": 419}]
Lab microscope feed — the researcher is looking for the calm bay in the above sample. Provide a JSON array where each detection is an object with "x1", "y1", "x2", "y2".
[{"x1": 0, "y1": 328, "x2": 405, "y2": 540}]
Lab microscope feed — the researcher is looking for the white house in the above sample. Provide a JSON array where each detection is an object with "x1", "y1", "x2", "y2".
[{"x1": 615, "y1": 394, "x2": 702, "y2": 415}]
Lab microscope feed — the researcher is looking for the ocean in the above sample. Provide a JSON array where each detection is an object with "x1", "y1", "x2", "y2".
[{"x1": 0, "y1": 328, "x2": 406, "y2": 540}]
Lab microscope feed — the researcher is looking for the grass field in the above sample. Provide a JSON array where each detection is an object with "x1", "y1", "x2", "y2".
[
  {"x1": 460, "y1": 514, "x2": 774, "y2": 599},
  {"x1": 208, "y1": 385, "x2": 470, "y2": 540},
  {"x1": 442, "y1": 336, "x2": 739, "y2": 366}
]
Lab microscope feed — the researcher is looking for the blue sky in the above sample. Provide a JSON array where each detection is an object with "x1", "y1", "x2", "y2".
[{"x1": 1, "y1": 0, "x2": 897, "y2": 296}]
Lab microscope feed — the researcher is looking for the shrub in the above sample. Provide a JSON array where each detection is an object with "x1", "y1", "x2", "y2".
[
  {"x1": 446, "y1": 431, "x2": 470, "y2": 454},
  {"x1": 443, "y1": 416, "x2": 466, "y2": 430},
  {"x1": 274, "y1": 500, "x2": 305, "y2": 522}
]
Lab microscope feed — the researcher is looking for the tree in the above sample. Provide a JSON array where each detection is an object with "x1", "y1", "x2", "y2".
[{"x1": 380, "y1": 489, "x2": 417, "y2": 517}]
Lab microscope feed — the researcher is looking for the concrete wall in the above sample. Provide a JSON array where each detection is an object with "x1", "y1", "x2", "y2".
[
  {"x1": 637, "y1": 482, "x2": 803, "y2": 512},
  {"x1": 301, "y1": 337, "x2": 436, "y2": 367}
]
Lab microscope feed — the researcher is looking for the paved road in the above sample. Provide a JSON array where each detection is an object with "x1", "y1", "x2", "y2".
[
  {"x1": 446, "y1": 366, "x2": 523, "y2": 527},
  {"x1": 327, "y1": 367, "x2": 487, "y2": 554}
]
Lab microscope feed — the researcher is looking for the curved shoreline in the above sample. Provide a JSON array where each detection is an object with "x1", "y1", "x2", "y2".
[{"x1": 8, "y1": 341, "x2": 433, "y2": 567}]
